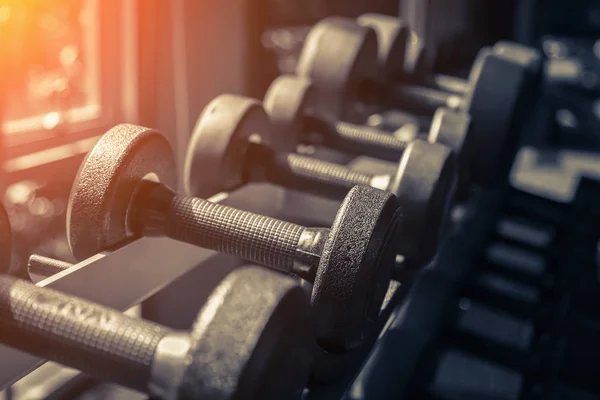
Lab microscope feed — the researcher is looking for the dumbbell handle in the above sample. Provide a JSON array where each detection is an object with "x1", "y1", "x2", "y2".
[
  {"x1": 130, "y1": 181, "x2": 325, "y2": 279},
  {"x1": 303, "y1": 114, "x2": 412, "y2": 162},
  {"x1": 245, "y1": 142, "x2": 391, "y2": 201},
  {"x1": 0, "y1": 275, "x2": 172, "y2": 393}
]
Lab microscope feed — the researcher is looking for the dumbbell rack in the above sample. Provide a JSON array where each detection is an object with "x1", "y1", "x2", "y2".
[
  {"x1": 0, "y1": 178, "x2": 599, "y2": 398},
  {"x1": 344, "y1": 177, "x2": 600, "y2": 399}
]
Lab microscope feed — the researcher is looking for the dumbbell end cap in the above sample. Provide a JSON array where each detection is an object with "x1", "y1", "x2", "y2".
[
  {"x1": 184, "y1": 95, "x2": 271, "y2": 198},
  {"x1": 177, "y1": 266, "x2": 313, "y2": 399},
  {"x1": 312, "y1": 185, "x2": 399, "y2": 352},
  {"x1": 67, "y1": 124, "x2": 176, "y2": 260}
]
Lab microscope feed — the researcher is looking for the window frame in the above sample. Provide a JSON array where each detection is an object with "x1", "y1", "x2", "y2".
[{"x1": 2, "y1": 0, "x2": 136, "y2": 163}]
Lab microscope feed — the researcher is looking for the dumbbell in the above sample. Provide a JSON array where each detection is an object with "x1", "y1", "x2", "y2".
[
  {"x1": 264, "y1": 75, "x2": 472, "y2": 192},
  {"x1": 67, "y1": 124, "x2": 400, "y2": 352},
  {"x1": 296, "y1": 16, "x2": 543, "y2": 184},
  {"x1": 184, "y1": 95, "x2": 456, "y2": 269},
  {"x1": 0, "y1": 266, "x2": 313, "y2": 399}
]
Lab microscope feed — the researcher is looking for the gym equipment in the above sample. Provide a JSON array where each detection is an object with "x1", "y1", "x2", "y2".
[
  {"x1": 185, "y1": 94, "x2": 456, "y2": 268},
  {"x1": 296, "y1": 16, "x2": 543, "y2": 184},
  {"x1": 357, "y1": 13, "x2": 470, "y2": 95},
  {"x1": 264, "y1": 75, "x2": 473, "y2": 187},
  {"x1": 0, "y1": 266, "x2": 313, "y2": 399},
  {"x1": 67, "y1": 124, "x2": 400, "y2": 352}
]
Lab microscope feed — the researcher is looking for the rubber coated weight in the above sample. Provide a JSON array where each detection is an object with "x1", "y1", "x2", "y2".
[
  {"x1": 0, "y1": 204, "x2": 11, "y2": 274},
  {"x1": 184, "y1": 95, "x2": 272, "y2": 198},
  {"x1": 72, "y1": 124, "x2": 400, "y2": 352},
  {"x1": 462, "y1": 47, "x2": 533, "y2": 184},
  {"x1": 388, "y1": 140, "x2": 456, "y2": 268},
  {"x1": 178, "y1": 266, "x2": 313, "y2": 399},
  {"x1": 296, "y1": 16, "x2": 378, "y2": 122},
  {"x1": 314, "y1": 185, "x2": 399, "y2": 350},
  {"x1": 427, "y1": 108, "x2": 472, "y2": 178},
  {"x1": 357, "y1": 14, "x2": 410, "y2": 80},
  {"x1": 264, "y1": 75, "x2": 421, "y2": 162},
  {"x1": 67, "y1": 124, "x2": 176, "y2": 261},
  {"x1": 263, "y1": 75, "x2": 316, "y2": 152}
]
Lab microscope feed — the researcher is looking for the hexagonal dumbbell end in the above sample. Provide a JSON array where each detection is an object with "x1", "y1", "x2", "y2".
[{"x1": 0, "y1": 266, "x2": 313, "y2": 399}]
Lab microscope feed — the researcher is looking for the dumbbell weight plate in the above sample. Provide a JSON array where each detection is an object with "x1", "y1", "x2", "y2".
[
  {"x1": 179, "y1": 266, "x2": 313, "y2": 399},
  {"x1": 297, "y1": 16, "x2": 378, "y2": 122},
  {"x1": 356, "y1": 13, "x2": 410, "y2": 80},
  {"x1": 388, "y1": 140, "x2": 456, "y2": 268},
  {"x1": 263, "y1": 76, "x2": 316, "y2": 152},
  {"x1": 463, "y1": 47, "x2": 539, "y2": 184},
  {"x1": 67, "y1": 124, "x2": 177, "y2": 261},
  {"x1": 184, "y1": 96, "x2": 272, "y2": 199},
  {"x1": 314, "y1": 184, "x2": 399, "y2": 350}
]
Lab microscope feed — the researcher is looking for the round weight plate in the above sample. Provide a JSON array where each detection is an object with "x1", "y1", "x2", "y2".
[
  {"x1": 357, "y1": 14, "x2": 410, "y2": 80},
  {"x1": 263, "y1": 75, "x2": 316, "y2": 152},
  {"x1": 67, "y1": 124, "x2": 176, "y2": 261},
  {"x1": 296, "y1": 16, "x2": 378, "y2": 121},
  {"x1": 0, "y1": 204, "x2": 12, "y2": 274},
  {"x1": 179, "y1": 266, "x2": 313, "y2": 399},
  {"x1": 184, "y1": 95, "x2": 272, "y2": 198},
  {"x1": 427, "y1": 108, "x2": 473, "y2": 178},
  {"x1": 462, "y1": 47, "x2": 531, "y2": 184},
  {"x1": 313, "y1": 185, "x2": 400, "y2": 352},
  {"x1": 389, "y1": 140, "x2": 456, "y2": 268}
]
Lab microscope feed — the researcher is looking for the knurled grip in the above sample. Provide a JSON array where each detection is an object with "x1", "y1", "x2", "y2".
[
  {"x1": 283, "y1": 153, "x2": 374, "y2": 189},
  {"x1": 164, "y1": 196, "x2": 306, "y2": 272},
  {"x1": 335, "y1": 121, "x2": 410, "y2": 153},
  {"x1": 0, "y1": 276, "x2": 169, "y2": 392}
]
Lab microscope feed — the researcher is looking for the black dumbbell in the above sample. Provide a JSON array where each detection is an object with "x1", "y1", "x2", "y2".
[
  {"x1": 67, "y1": 124, "x2": 400, "y2": 352},
  {"x1": 184, "y1": 95, "x2": 456, "y2": 269},
  {"x1": 296, "y1": 16, "x2": 543, "y2": 184},
  {"x1": 264, "y1": 75, "x2": 473, "y2": 191},
  {"x1": 0, "y1": 266, "x2": 313, "y2": 399}
]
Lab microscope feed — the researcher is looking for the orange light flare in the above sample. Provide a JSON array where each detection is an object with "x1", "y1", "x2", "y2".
[{"x1": 0, "y1": 0, "x2": 83, "y2": 92}]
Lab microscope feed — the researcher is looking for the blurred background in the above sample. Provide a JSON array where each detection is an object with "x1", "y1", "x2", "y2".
[{"x1": 0, "y1": 2, "x2": 599, "y2": 397}]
